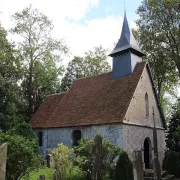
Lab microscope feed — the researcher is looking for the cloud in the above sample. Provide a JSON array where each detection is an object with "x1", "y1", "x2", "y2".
[
  {"x1": 0, "y1": 0, "x2": 100, "y2": 28},
  {"x1": 54, "y1": 16, "x2": 123, "y2": 57},
  {"x1": 0, "y1": 0, "x2": 140, "y2": 65}
]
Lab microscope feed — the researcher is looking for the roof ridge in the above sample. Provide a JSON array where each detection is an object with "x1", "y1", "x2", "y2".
[{"x1": 74, "y1": 71, "x2": 112, "y2": 81}]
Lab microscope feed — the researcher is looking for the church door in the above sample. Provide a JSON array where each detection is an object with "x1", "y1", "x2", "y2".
[{"x1": 144, "y1": 137, "x2": 152, "y2": 169}]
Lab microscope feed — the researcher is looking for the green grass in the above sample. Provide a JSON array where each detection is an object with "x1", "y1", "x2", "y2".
[{"x1": 21, "y1": 168, "x2": 55, "y2": 180}]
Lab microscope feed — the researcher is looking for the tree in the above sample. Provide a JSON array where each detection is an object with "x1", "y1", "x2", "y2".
[
  {"x1": 11, "y1": 5, "x2": 68, "y2": 120},
  {"x1": 113, "y1": 151, "x2": 133, "y2": 180},
  {"x1": 135, "y1": 0, "x2": 179, "y2": 111},
  {"x1": 74, "y1": 136, "x2": 121, "y2": 180},
  {"x1": 7, "y1": 122, "x2": 36, "y2": 140},
  {"x1": 61, "y1": 46, "x2": 110, "y2": 92},
  {"x1": 136, "y1": 0, "x2": 180, "y2": 77},
  {"x1": 0, "y1": 133, "x2": 42, "y2": 180},
  {"x1": 166, "y1": 98, "x2": 180, "y2": 152},
  {"x1": 0, "y1": 26, "x2": 23, "y2": 131}
]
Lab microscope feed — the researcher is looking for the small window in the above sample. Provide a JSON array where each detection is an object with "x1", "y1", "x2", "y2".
[
  {"x1": 145, "y1": 93, "x2": 149, "y2": 117},
  {"x1": 73, "y1": 130, "x2": 81, "y2": 146},
  {"x1": 38, "y1": 132, "x2": 43, "y2": 146}
]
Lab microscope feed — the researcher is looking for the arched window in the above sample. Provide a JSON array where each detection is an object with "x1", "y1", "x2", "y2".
[
  {"x1": 38, "y1": 132, "x2": 43, "y2": 147},
  {"x1": 145, "y1": 93, "x2": 149, "y2": 117},
  {"x1": 73, "y1": 130, "x2": 81, "y2": 146}
]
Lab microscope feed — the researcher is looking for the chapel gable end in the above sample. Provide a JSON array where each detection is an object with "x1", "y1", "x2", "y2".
[{"x1": 124, "y1": 65, "x2": 164, "y2": 128}]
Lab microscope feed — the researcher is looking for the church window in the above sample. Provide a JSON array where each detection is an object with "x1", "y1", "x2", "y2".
[
  {"x1": 145, "y1": 93, "x2": 149, "y2": 117},
  {"x1": 73, "y1": 130, "x2": 81, "y2": 146},
  {"x1": 38, "y1": 132, "x2": 43, "y2": 146}
]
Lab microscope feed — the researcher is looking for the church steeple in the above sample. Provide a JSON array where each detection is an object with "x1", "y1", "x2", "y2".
[
  {"x1": 110, "y1": 12, "x2": 145, "y2": 57},
  {"x1": 109, "y1": 12, "x2": 145, "y2": 79}
]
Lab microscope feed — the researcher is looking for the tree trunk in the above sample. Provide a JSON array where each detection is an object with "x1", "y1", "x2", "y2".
[{"x1": 27, "y1": 58, "x2": 33, "y2": 121}]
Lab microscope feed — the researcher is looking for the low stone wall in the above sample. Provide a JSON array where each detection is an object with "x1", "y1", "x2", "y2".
[{"x1": 0, "y1": 143, "x2": 8, "y2": 180}]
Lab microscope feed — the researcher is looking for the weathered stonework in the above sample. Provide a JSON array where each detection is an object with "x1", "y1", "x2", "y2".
[
  {"x1": 122, "y1": 124, "x2": 165, "y2": 167},
  {"x1": 34, "y1": 124, "x2": 123, "y2": 157},
  {"x1": 0, "y1": 143, "x2": 7, "y2": 180},
  {"x1": 124, "y1": 67, "x2": 163, "y2": 128},
  {"x1": 123, "y1": 67, "x2": 166, "y2": 166}
]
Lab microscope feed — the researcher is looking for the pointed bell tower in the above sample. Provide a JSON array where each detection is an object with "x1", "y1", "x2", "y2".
[{"x1": 109, "y1": 12, "x2": 145, "y2": 79}]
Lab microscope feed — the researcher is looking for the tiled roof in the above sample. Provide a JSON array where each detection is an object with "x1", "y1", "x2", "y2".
[
  {"x1": 30, "y1": 93, "x2": 65, "y2": 128},
  {"x1": 30, "y1": 62, "x2": 146, "y2": 128}
]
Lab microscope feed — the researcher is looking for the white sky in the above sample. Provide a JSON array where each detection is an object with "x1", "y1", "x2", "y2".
[{"x1": 0, "y1": 0, "x2": 137, "y2": 62}]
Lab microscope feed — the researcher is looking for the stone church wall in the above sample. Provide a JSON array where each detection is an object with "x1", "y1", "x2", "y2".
[
  {"x1": 122, "y1": 124, "x2": 165, "y2": 167},
  {"x1": 34, "y1": 124, "x2": 123, "y2": 157},
  {"x1": 124, "y1": 66, "x2": 163, "y2": 128}
]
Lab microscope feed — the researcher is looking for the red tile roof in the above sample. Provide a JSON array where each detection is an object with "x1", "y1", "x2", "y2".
[{"x1": 30, "y1": 62, "x2": 146, "y2": 128}]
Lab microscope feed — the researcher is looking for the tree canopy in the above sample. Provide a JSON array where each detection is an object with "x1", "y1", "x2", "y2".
[
  {"x1": 61, "y1": 46, "x2": 110, "y2": 92},
  {"x1": 0, "y1": 27, "x2": 23, "y2": 131},
  {"x1": 11, "y1": 5, "x2": 68, "y2": 120},
  {"x1": 135, "y1": 0, "x2": 180, "y2": 114}
]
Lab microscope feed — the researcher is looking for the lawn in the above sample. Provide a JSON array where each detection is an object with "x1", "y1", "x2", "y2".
[{"x1": 21, "y1": 168, "x2": 55, "y2": 180}]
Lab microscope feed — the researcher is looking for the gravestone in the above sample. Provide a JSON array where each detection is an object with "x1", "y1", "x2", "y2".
[
  {"x1": 91, "y1": 135, "x2": 103, "y2": 180},
  {"x1": 133, "y1": 150, "x2": 144, "y2": 180},
  {"x1": 38, "y1": 175, "x2": 45, "y2": 180},
  {"x1": 0, "y1": 143, "x2": 8, "y2": 180}
]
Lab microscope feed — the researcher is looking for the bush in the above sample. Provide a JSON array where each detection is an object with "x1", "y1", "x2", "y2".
[
  {"x1": 0, "y1": 133, "x2": 42, "y2": 180},
  {"x1": 163, "y1": 150, "x2": 180, "y2": 177},
  {"x1": 113, "y1": 151, "x2": 133, "y2": 180},
  {"x1": 74, "y1": 136, "x2": 121, "y2": 180},
  {"x1": 7, "y1": 122, "x2": 35, "y2": 139},
  {"x1": 50, "y1": 143, "x2": 85, "y2": 180}
]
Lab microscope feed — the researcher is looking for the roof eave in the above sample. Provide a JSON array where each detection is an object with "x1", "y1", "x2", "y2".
[{"x1": 109, "y1": 47, "x2": 146, "y2": 57}]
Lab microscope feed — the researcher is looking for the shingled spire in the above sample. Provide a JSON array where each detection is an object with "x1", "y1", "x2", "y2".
[{"x1": 109, "y1": 11, "x2": 145, "y2": 79}]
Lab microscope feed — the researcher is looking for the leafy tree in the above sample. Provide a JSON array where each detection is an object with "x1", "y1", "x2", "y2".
[
  {"x1": 7, "y1": 122, "x2": 36, "y2": 140},
  {"x1": 0, "y1": 133, "x2": 42, "y2": 180},
  {"x1": 163, "y1": 151, "x2": 180, "y2": 177},
  {"x1": 61, "y1": 46, "x2": 110, "y2": 92},
  {"x1": 11, "y1": 5, "x2": 68, "y2": 119},
  {"x1": 135, "y1": 0, "x2": 179, "y2": 110},
  {"x1": 0, "y1": 26, "x2": 23, "y2": 131},
  {"x1": 166, "y1": 99, "x2": 180, "y2": 152},
  {"x1": 113, "y1": 151, "x2": 133, "y2": 180},
  {"x1": 74, "y1": 136, "x2": 121, "y2": 180}
]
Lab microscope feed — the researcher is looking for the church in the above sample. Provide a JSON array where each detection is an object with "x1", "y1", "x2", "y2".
[{"x1": 30, "y1": 12, "x2": 166, "y2": 169}]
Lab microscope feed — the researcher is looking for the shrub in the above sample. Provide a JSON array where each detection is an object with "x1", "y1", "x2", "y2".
[
  {"x1": 7, "y1": 122, "x2": 35, "y2": 139},
  {"x1": 0, "y1": 133, "x2": 42, "y2": 180},
  {"x1": 50, "y1": 143, "x2": 85, "y2": 180},
  {"x1": 74, "y1": 136, "x2": 121, "y2": 180},
  {"x1": 163, "y1": 150, "x2": 180, "y2": 177},
  {"x1": 113, "y1": 151, "x2": 133, "y2": 180}
]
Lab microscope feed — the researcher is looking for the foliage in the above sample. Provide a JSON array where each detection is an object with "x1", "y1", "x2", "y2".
[
  {"x1": 11, "y1": 5, "x2": 68, "y2": 119},
  {"x1": 50, "y1": 143, "x2": 85, "y2": 180},
  {"x1": 20, "y1": 168, "x2": 55, "y2": 180},
  {"x1": 0, "y1": 26, "x2": 23, "y2": 131},
  {"x1": 135, "y1": 0, "x2": 180, "y2": 111},
  {"x1": 61, "y1": 46, "x2": 110, "y2": 92},
  {"x1": 113, "y1": 151, "x2": 133, "y2": 180},
  {"x1": 166, "y1": 98, "x2": 180, "y2": 151},
  {"x1": 163, "y1": 150, "x2": 180, "y2": 177},
  {"x1": 74, "y1": 136, "x2": 121, "y2": 180},
  {"x1": 7, "y1": 122, "x2": 36, "y2": 140},
  {"x1": 0, "y1": 133, "x2": 42, "y2": 180}
]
